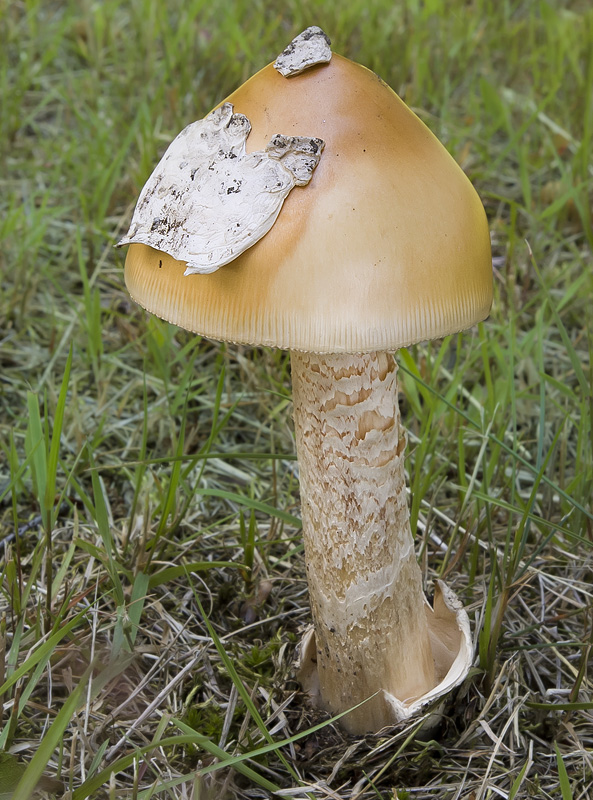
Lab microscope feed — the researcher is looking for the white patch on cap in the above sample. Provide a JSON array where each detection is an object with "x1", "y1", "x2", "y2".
[
  {"x1": 274, "y1": 26, "x2": 332, "y2": 77},
  {"x1": 118, "y1": 103, "x2": 324, "y2": 273}
]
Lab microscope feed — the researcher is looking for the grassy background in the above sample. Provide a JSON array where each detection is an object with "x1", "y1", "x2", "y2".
[{"x1": 1, "y1": 0, "x2": 592, "y2": 798}]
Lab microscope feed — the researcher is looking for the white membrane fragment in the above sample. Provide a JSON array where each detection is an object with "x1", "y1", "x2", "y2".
[
  {"x1": 298, "y1": 581, "x2": 473, "y2": 728},
  {"x1": 274, "y1": 26, "x2": 332, "y2": 77},
  {"x1": 118, "y1": 103, "x2": 324, "y2": 273}
]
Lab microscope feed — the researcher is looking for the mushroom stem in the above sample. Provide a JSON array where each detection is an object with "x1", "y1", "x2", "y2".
[{"x1": 291, "y1": 350, "x2": 436, "y2": 733}]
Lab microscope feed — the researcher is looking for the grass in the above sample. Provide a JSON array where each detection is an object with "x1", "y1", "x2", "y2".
[{"x1": 0, "y1": 0, "x2": 592, "y2": 797}]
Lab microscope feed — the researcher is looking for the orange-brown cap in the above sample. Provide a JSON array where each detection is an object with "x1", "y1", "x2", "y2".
[{"x1": 124, "y1": 51, "x2": 492, "y2": 353}]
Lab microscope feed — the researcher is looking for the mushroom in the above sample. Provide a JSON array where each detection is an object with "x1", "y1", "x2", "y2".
[{"x1": 119, "y1": 29, "x2": 492, "y2": 734}]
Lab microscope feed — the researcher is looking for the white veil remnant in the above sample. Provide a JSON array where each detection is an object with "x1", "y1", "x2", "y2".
[{"x1": 118, "y1": 103, "x2": 324, "y2": 274}]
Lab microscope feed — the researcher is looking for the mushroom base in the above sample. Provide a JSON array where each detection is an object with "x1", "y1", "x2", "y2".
[{"x1": 297, "y1": 580, "x2": 472, "y2": 731}]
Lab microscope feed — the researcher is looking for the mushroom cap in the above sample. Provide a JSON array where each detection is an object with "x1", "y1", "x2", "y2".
[{"x1": 124, "y1": 54, "x2": 492, "y2": 353}]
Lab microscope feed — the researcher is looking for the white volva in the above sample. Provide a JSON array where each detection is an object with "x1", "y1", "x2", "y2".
[{"x1": 118, "y1": 103, "x2": 323, "y2": 273}]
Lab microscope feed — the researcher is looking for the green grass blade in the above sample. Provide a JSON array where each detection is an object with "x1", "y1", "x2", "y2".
[
  {"x1": 89, "y1": 455, "x2": 125, "y2": 605},
  {"x1": 398, "y1": 360, "x2": 593, "y2": 522},
  {"x1": 25, "y1": 392, "x2": 48, "y2": 527},
  {"x1": 127, "y1": 571, "x2": 149, "y2": 648},
  {"x1": 45, "y1": 344, "x2": 72, "y2": 525},
  {"x1": 191, "y1": 591, "x2": 306, "y2": 789},
  {"x1": 72, "y1": 734, "x2": 281, "y2": 799},
  {"x1": 12, "y1": 666, "x2": 92, "y2": 800},
  {"x1": 554, "y1": 742, "x2": 574, "y2": 800},
  {"x1": 178, "y1": 692, "x2": 379, "y2": 777},
  {"x1": 147, "y1": 561, "x2": 238, "y2": 590},
  {"x1": 194, "y1": 487, "x2": 301, "y2": 527},
  {"x1": 508, "y1": 751, "x2": 532, "y2": 800},
  {"x1": 0, "y1": 607, "x2": 90, "y2": 697},
  {"x1": 528, "y1": 701, "x2": 593, "y2": 711},
  {"x1": 530, "y1": 255, "x2": 588, "y2": 394}
]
